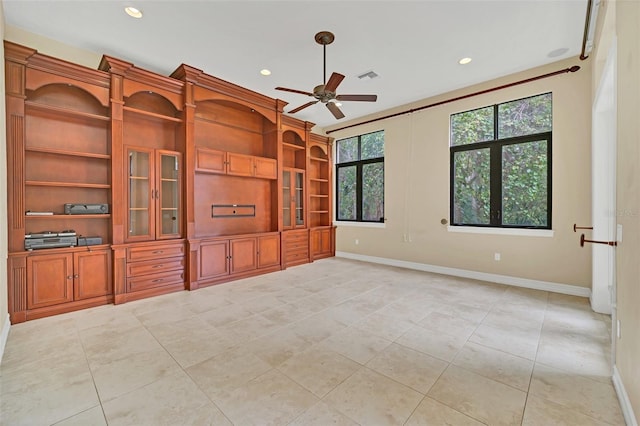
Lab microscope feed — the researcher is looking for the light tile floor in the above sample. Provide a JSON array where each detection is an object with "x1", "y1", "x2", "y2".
[{"x1": 0, "y1": 258, "x2": 625, "y2": 425}]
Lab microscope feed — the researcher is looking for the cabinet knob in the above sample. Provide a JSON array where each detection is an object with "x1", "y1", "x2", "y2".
[
  {"x1": 74, "y1": 274, "x2": 79, "y2": 278},
  {"x1": 67, "y1": 275, "x2": 73, "y2": 280}
]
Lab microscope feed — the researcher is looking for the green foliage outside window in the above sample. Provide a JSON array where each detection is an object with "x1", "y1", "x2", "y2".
[
  {"x1": 336, "y1": 131, "x2": 384, "y2": 222},
  {"x1": 451, "y1": 93, "x2": 552, "y2": 228}
]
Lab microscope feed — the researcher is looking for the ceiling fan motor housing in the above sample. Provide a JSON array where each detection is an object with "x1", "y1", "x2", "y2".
[{"x1": 313, "y1": 84, "x2": 336, "y2": 102}]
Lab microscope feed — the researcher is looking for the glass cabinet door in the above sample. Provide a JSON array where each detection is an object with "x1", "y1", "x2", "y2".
[
  {"x1": 157, "y1": 151, "x2": 181, "y2": 239},
  {"x1": 283, "y1": 170, "x2": 291, "y2": 228},
  {"x1": 283, "y1": 168, "x2": 305, "y2": 229},
  {"x1": 294, "y1": 171, "x2": 305, "y2": 227},
  {"x1": 127, "y1": 148, "x2": 152, "y2": 240}
]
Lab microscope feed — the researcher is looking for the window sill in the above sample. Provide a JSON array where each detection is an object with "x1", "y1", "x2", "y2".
[
  {"x1": 447, "y1": 226, "x2": 554, "y2": 237},
  {"x1": 335, "y1": 221, "x2": 386, "y2": 229}
]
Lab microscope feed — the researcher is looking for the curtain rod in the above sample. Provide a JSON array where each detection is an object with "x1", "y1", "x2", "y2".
[{"x1": 325, "y1": 65, "x2": 581, "y2": 135}]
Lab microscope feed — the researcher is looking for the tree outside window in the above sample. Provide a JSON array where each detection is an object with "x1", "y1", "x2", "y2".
[
  {"x1": 336, "y1": 130, "x2": 384, "y2": 222},
  {"x1": 450, "y1": 93, "x2": 552, "y2": 229}
]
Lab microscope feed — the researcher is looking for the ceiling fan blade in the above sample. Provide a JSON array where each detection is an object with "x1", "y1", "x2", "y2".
[
  {"x1": 275, "y1": 87, "x2": 314, "y2": 97},
  {"x1": 336, "y1": 94, "x2": 378, "y2": 102},
  {"x1": 289, "y1": 100, "x2": 319, "y2": 114},
  {"x1": 326, "y1": 102, "x2": 345, "y2": 119},
  {"x1": 324, "y1": 72, "x2": 345, "y2": 93}
]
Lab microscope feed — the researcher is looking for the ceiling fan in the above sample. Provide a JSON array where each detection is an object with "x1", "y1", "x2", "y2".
[{"x1": 276, "y1": 31, "x2": 378, "y2": 120}]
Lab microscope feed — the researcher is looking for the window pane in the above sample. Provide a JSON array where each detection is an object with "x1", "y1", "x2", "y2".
[
  {"x1": 337, "y1": 137, "x2": 358, "y2": 163},
  {"x1": 498, "y1": 93, "x2": 552, "y2": 139},
  {"x1": 362, "y1": 162, "x2": 384, "y2": 221},
  {"x1": 451, "y1": 106, "x2": 494, "y2": 146},
  {"x1": 337, "y1": 165, "x2": 357, "y2": 220},
  {"x1": 453, "y1": 148, "x2": 490, "y2": 224},
  {"x1": 502, "y1": 141, "x2": 548, "y2": 226},
  {"x1": 361, "y1": 131, "x2": 384, "y2": 160}
]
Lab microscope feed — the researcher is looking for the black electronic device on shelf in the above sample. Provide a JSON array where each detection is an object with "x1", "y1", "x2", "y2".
[{"x1": 24, "y1": 230, "x2": 77, "y2": 250}]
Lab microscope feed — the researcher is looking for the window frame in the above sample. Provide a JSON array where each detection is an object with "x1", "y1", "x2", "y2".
[
  {"x1": 449, "y1": 94, "x2": 552, "y2": 230},
  {"x1": 335, "y1": 130, "x2": 385, "y2": 223}
]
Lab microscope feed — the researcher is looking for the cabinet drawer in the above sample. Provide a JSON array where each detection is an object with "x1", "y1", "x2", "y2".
[
  {"x1": 283, "y1": 232, "x2": 309, "y2": 243},
  {"x1": 127, "y1": 270, "x2": 184, "y2": 292},
  {"x1": 285, "y1": 251, "x2": 309, "y2": 263},
  {"x1": 127, "y1": 257, "x2": 185, "y2": 277},
  {"x1": 127, "y1": 243, "x2": 185, "y2": 262}
]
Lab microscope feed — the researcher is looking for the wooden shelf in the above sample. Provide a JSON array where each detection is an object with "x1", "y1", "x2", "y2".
[
  {"x1": 25, "y1": 214, "x2": 111, "y2": 220},
  {"x1": 310, "y1": 194, "x2": 329, "y2": 198},
  {"x1": 25, "y1": 146, "x2": 110, "y2": 160},
  {"x1": 310, "y1": 156, "x2": 328, "y2": 162},
  {"x1": 310, "y1": 210, "x2": 330, "y2": 214},
  {"x1": 25, "y1": 101, "x2": 109, "y2": 122},
  {"x1": 25, "y1": 181, "x2": 110, "y2": 189},
  {"x1": 283, "y1": 142, "x2": 306, "y2": 151},
  {"x1": 309, "y1": 178, "x2": 329, "y2": 183},
  {"x1": 124, "y1": 106, "x2": 182, "y2": 123}
]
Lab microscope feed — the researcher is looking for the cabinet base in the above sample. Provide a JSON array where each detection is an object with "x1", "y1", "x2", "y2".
[
  {"x1": 195, "y1": 265, "x2": 282, "y2": 289},
  {"x1": 11, "y1": 295, "x2": 114, "y2": 324},
  {"x1": 114, "y1": 281, "x2": 185, "y2": 304}
]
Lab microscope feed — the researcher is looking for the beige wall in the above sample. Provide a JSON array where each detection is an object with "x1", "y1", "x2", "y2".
[
  {"x1": 602, "y1": 0, "x2": 640, "y2": 421},
  {"x1": 326, "y1": 57, "x2": 593, "y2": 288},
  {"x1": 4, "y1": 25, "x2": 101, "y2": 69}
]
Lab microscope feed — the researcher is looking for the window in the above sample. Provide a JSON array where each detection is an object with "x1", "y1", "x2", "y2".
[
  {"x1": 450, "y1": 93, "x2": 552, "y2": 229},
  {"x1": 336, "y1": 130, "x2": 384, "y2": 222}
]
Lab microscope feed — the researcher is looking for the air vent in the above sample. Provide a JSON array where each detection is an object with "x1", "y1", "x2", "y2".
[{"x1": 357, "y1": 70, "x2": 379, "y2": 80}]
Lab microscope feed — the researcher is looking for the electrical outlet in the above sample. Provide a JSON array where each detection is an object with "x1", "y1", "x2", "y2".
[
  {"x1": 355, "y1": 239, "x2": 359, "y2": 245},
  {"x1": 494, "y1": 253, "x2": 501, "y2": 261}
]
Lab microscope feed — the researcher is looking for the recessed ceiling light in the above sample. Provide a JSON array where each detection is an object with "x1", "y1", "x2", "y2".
[
  {"x1": 260, "y1": 69, "x2": 271, "y2": 76},
  {"x1": 458, "y1": 57, "x2": 472, "y2": 65},
  {"x1": 124, "y1": 6, "x2": 143, "y2": 19}
]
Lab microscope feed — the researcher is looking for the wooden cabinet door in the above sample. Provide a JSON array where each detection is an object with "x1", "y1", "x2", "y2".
[
  {"x1": 195, "y1": 147, "x2": 226, "y2": 174},
  {"x1": 311, "y1": 228, "x2": 333, "y2": 259},
  {"x1": 254, "y1": 157, "x2": 277, "y2": 179},
  {"x1": 310, "y1": 229, "x2": 322, "y2": 257},
  {"x1": 230, "y1": 238, "x2": 257, "y2": 274},
  {"x1": 257, "y1": 234, "x2": 280, "y2": 269},
  {"x1": 74, "y1": 250, "x2": 111, "y2": 300},
  {"x1": 199, "y1": 240, "x2": 230, "y2": 280},
  {"x1": 227, "y1": 152, "x2": 254, "y2": 177},
  {"x1": 27, "y1": 253, "x2": 74, "y2": 309}
]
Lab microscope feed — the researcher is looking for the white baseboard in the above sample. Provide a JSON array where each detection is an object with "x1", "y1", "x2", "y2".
[
  {"x1": 0, "y1": 313, "x2": 10, "y2": 364},
  {"x1": 613, "y1": 365, "x2": 638, "y2": 426},
  {"x1": 335, "y1": 251, "x2": 591, "y2": 297}
]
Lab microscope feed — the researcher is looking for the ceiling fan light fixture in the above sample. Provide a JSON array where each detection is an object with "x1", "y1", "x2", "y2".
[
  {"x1": 124, "y1": 6, "x2": 143, "y2": 18},
  {"x1": 458, "y1": 57, "x2": 472, "y2": 65}
]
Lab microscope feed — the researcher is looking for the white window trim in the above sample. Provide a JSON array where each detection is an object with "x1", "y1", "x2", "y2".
[
  {"x1": 335, "y1": 221, "x2": 386, "y2": 229},
  {"x1": 447, "y1": 226, "x2": 554, "y2": 237}
]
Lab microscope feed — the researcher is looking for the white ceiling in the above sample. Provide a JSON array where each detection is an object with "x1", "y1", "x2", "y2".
[{"x1": 2, "y1": 0, "x2": 588, "y2": 131}]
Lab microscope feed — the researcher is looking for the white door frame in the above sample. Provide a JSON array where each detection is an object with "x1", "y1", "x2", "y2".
[{"x1": 590, "y1": 38, "x2": 617, "y2": 320}]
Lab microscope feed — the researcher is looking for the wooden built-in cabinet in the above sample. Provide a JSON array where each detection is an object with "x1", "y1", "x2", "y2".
[
  {"x1": 196, "y1": 233, "x2": 280, "y2": 286},
  {"x1": 308, "y1": 135, "x2": 336, "y2": 260},
  {"x1": 4, "y1": 42, "x2": 114, "y2": 323},
  {"x1": 5, "y1": 42, "x2": 335, "y2": 323},
  {"x1": 100, "y1": 55, "x2": 186, "y2": 304},
  {"x1": 125, "y1": 241, "x2": 185, "y2": 296},
  {"x1": 195, "y1": 147, "x2": 277, "y2": 179}
]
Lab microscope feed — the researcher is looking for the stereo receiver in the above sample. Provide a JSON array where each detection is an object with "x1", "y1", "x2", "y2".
[{"x1": 64, "y1": 203, "x2": 109, "y2": 215}]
